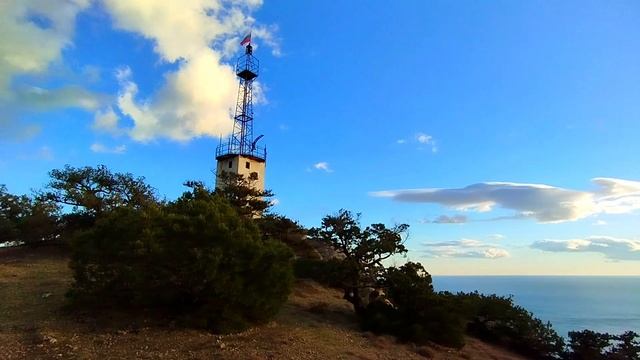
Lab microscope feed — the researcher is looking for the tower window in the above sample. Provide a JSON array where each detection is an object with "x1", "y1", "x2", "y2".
[
  {"x1": 228, "y1": 160, "x2": 232, "y2": 168},
  {"x1": 250, "y1": 172, "x2": 259, "y2": 180},
  {"x1": 245, "y1": 161, "x2": 250, "y2": 169}
]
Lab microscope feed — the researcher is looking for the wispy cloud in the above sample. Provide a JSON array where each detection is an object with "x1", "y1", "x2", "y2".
[
  {"x1": 313, "y1": 162, "x2": 333, "y2": 173},
  {"x1": 92, "y1": 107, "x2": 124, "y2": 136},
  {"x1": 371, "y1": 178, "x2": 640, "y2": 223},
  {"x1": 14, "y1": 85, "x2": 105, "y2": 111},
  {"x1": 416, "y1": 132, "x2": 437, "y2": 153},
  {"x1": 396, "y1": 132, "x2": 437, "y2": 152},
  {"x1": 90, "y1": 143, "x2": 127, "y2": 154},
  {"x1": 422, "y1": 239, "x2": 509, "y2": 259},
  {"x1": 424, "y1": 214, "x2": 468, "y2": 224},
  {"x1": 17, "y1": 146, "x2": 54, "y2": 161},
  {"x1": 0, "y1": 0, "x2": 102, "y2": 140},
  {"x1": 531, "y1": 236, "x2": 640, "y2": 261}
]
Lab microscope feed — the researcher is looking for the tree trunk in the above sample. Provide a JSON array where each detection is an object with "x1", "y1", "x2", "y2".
[{"x1": 343, "y1": 287, "x2": 365, "y2": 316}]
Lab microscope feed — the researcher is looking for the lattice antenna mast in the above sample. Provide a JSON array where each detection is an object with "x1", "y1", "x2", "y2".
[{"x1": 216, "y1": 41, "x2": 266, "y2": 161}]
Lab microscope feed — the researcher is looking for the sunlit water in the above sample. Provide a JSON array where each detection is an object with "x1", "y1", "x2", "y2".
[{"x1": 433, "y1": 276, "x2": 640, "y2": 337}]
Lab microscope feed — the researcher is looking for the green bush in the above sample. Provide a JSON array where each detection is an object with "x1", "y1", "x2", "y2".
[
  {"x1": 451, "y1": 292, "x2": 565, "y2": 359},
  {"x1": 293, "y1": 258, "x2": 354, "y2": 288},
  {"x1": 68, "y1": 186, "x2": 294, "y2": 332},
  {"x1": 0, "y1": 185, "x2": 59, "y2": 246},
  {"x1": 565, "y1": 330, "x2": 640, "y2": 360},
  {"x1": 361, "y1": 262, "x2": 466, "y2": 348}
]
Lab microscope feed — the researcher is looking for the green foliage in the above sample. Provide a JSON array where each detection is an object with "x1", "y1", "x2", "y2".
[
  {"x1": 362, "y1": 262, "x2": 466, "y2": 348},
  {"x1": 453, "y1": 292, "x2": 565, "y2": 359},
  {"x1": 214, "y1": 172, "x2": 273, "y2": 218},
  {"x1": 256, "y1": 213, "x2": 304, "y2": 241},
  {"x1": 42, "y1": 165, "x2": 157, "y2": 217},
  {"x1": 565, "y1": 330, "x2": 640, "y2": 360},
  {"x1": 565, "y1": 329, "x2": 611, "y2": 360},
  {"x1": 0, "y1": 184, "x2": 59, "y2": 246},
  {"x1": 68, "y1": 183, "x2": 294, "y2": 332},
  {"x1": 256, "y1": 214, "x2": 319, "y2": 258},
  {"x1": 293, "y1": 258, "x2": 354, "y2": 288},
  {"x1": 608, "y1": 331, "x2": 640, "y2": 360},
  {"x1": 307, "y1": 209, "x2": 408, "y2": 313}
]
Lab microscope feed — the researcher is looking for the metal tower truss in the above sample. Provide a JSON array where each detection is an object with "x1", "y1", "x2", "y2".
[{"x1": 216, "y1": 44, "x2": 266, "y2": 161}]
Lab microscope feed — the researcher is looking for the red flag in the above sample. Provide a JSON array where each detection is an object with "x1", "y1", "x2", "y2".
[{"x1": 240, "y1": 32, "x2": 251, "y2": 46}]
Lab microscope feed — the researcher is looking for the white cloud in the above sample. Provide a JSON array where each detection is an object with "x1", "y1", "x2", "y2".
[
  {"x1": 15, "y1": 85, "x2": 103, "y2": 111},
  {"x1": 422, "y1": 239, "x2": 509, "y2": 259},
  {"x1": 102, "y1": 0, "x2": 278, "y2": 142},
  {"x1": 416, "y1": 133, "x2": 432, "y2": 144},
  {"x1": 427, "y1": 214, "x2": 467, "y2": 224},
  {"x1": 90, "y1": 142, "x2": 127, "y2": 154},
  {"x1": 253, "y1": 24, "x2": 282, "y2": 57},
  {"x1": 593, "y1": 220, "x2": 607, "y2": 226},
  {"x1": 489, "y1": 234, "x2": 506, "y2": 240},
  {"x1": 0, "y1": 0, "x2": 108, "y2": 140},
  {"x1": 531, "y1": 236, "x2": 640, "y2": 261},
  {"x1": 396, "y1": 139, "x2": 406, "y2": 144},
  {"x1": 416, "y1": 132, "x2": 437, "y2": 152},
  {"x1": 371, "y1": 178, "x2": 640, "y2": 223},
  {"x1": 313, "y1": 162, "x2": 333, "y2": 173},
  {"x1": 92, "y1": 107, "x2": 123, "y2": 136},
  {"x1": 314, "y1": 162, "x2": 332, "y2": 172},
  {"x1": 0, "y1": 0, "x2": 90, "y2": 97}
]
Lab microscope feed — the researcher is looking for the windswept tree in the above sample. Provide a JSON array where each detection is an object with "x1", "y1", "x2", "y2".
[
  {"x1": 215, "y1": 172, "x2": 273, "y2": 217},
  {"x1": 41, "y1": 165, "x2": 157, "y2": 231},
  {"x1": 307, "y1": 209, "x2": 408, "y2": 314},
  {"x1": 565, "y1": 330, "x2": 613, "y2": 360}
]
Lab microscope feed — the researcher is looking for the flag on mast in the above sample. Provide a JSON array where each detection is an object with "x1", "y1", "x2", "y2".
[{"x1": 240, "y1": 32, "x2": 251, "y2": 46}]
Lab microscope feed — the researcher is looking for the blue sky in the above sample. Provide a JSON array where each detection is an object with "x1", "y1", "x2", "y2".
[{"x1": 2, "y1": 0, "x2": 639, "y2": 274}]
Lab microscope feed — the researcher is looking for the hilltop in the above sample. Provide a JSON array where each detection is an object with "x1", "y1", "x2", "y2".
[{"x1": 0, "y1": 245, "x2": 526, "y2": 360}]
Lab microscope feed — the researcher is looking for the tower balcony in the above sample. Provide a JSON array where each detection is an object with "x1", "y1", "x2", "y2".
[
  {"x1": 216, "y1": 142, "x2": 266, "y2": 161},
  {"x1": 236, "y1": 53, "x2": 259, "y2": 80}
]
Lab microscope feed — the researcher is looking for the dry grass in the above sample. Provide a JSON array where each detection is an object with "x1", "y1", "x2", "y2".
[{"x1": 0, "y1": 246, "x2": 529, "y2": 360}]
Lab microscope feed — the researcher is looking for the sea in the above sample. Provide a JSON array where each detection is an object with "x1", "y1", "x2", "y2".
[{"x1": 432, "y1": 276, "x2": 640, "y2": 338}]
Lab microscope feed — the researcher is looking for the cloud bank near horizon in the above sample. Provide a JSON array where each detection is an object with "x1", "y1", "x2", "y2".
[
  {"x1": 372, "y1": 178, "x2": 640, "y2": 223},
  {"x1": 531, "y1": 236, "x2": 640, "y2": 261},
  {"x1": 422, "y1": 239, "x2": 509, "y2": 259}
]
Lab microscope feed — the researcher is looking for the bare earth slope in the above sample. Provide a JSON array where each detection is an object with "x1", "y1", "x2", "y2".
[{"x1": 0, "y1": 246, "x2": 528, "y2": 360}]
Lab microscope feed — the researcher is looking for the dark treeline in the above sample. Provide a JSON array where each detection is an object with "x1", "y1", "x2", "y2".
[{"x1": 1, "y1": 165, "x2": 638, "y2": 359}]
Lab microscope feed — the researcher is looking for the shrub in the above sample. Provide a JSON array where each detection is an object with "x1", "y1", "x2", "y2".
[
  {"x1": 565, "y1": 329, "x2": 612, "y2": 360},
  {"x1": 564, "y1": 329, "x2": 640, "y2": 360},
  {"x1": 68, "y1": 186, "x2": 294, "y2": 332},
  {"x1": 361, "y1": 262, "x2": 466, "y2": 348},
  {"x1": 0, "y1": 185, "x2": 59, "y2": 246},
  {"x1": 452, "y1": 292, "x2": 565, "y2": 359},
  {"x1": 608, "y1": 331, "x2": 640, "y2": 360},
  {"x1": 293, "y1": 258, "x2": 354, "y2": 288}
]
